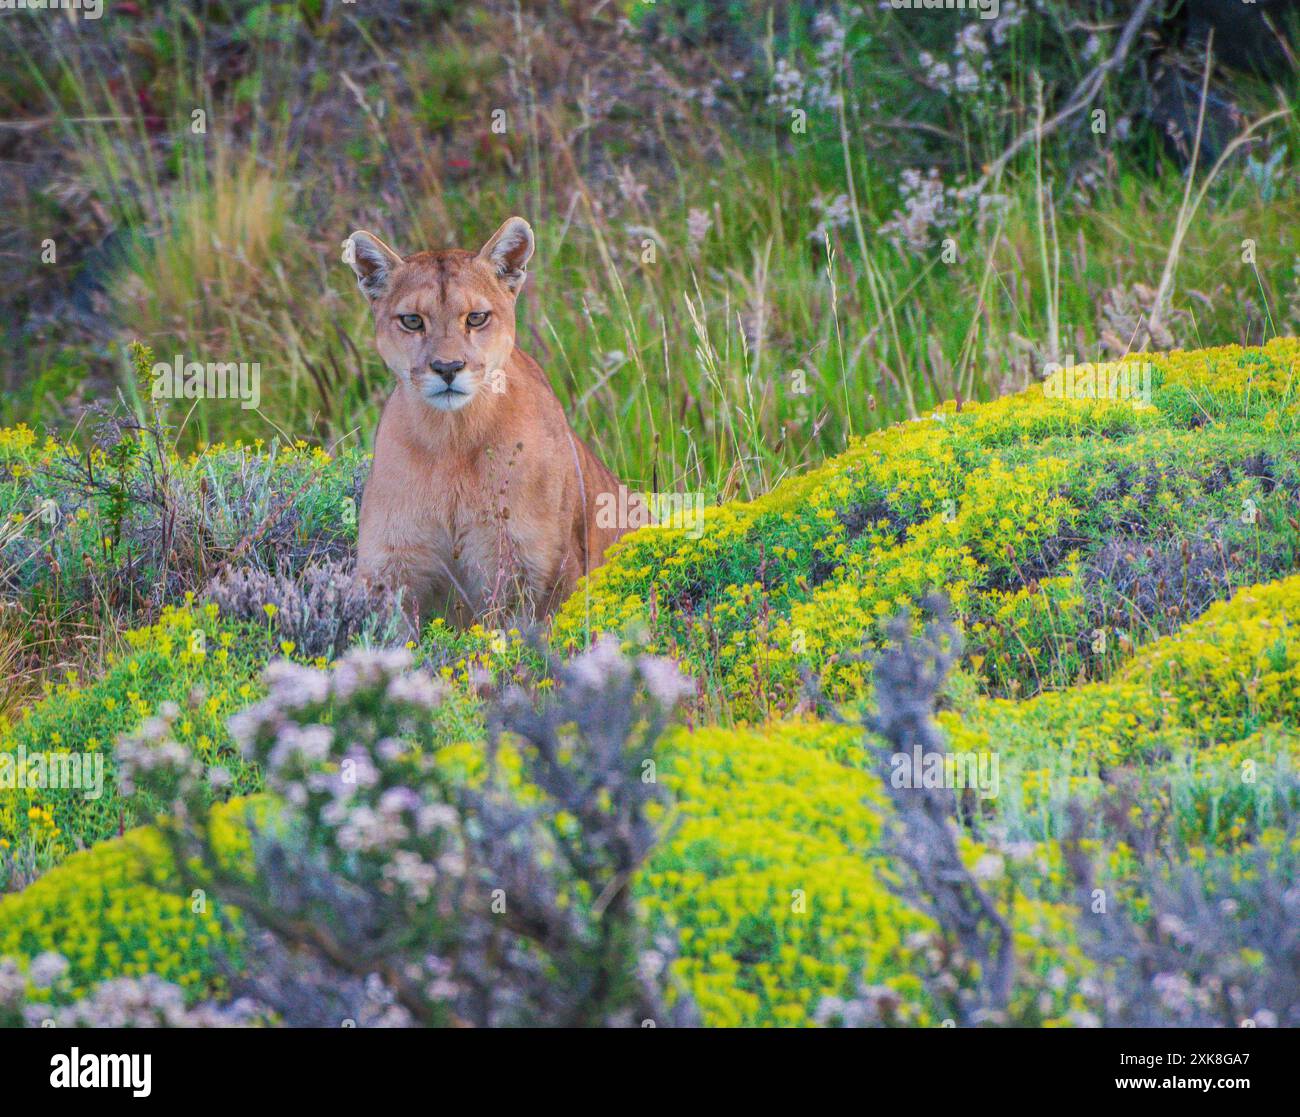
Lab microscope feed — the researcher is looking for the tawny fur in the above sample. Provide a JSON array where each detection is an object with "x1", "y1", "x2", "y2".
[{"x1": 345, "y1": 218, "x2": 626, "y2": 627}]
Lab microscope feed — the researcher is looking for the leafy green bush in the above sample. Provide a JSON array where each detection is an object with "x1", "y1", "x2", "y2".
[
  {"x1": 3, "y1": 340, "x2": 1298, "y2": 1027},
  {"x1": 0, "y1": 603, "x2": 277, "y2": 888},
  {"x1": 555, "y1": 340, "x2": 1300, "y2": 716},
  {"x1": 0, "y1": 413, "x2": 364, "y2": 634},
  {"x1": 0, "y1": 797, "x2": 254, "y2": 1006}
]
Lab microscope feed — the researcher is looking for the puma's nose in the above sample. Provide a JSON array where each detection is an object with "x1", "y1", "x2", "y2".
[{"x1": 430, "y1": 358, "x2": 465, "y2": 383}]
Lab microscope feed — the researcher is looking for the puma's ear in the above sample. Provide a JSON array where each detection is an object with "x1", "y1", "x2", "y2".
[
  {"x1": 342, "y1": 230, "x2": 403, "y2": 301},
  {"x1": 477, "y1": 217, "x2": 534, "y2": 294}
]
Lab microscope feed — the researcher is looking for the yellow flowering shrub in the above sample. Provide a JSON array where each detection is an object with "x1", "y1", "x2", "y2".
[
  {"x1": 2, "y1": 339, "x2": 1297, "y2": 1025},
  {"x1": 554, "y1": 339, "x2": 1300, "y2": 716},
  {"x1": 642, "y1": 718, "x2": 1091, "y2": 1026},
  {"x1": 0, "y1": 602, "x2": 281, "y2": 878},
  {"x1": 0, "y1": 798, "x2": 260, "y2": 1004},
  {"x1": 638, "y1": 565, "x2": 1300, "y2": 1024},
  {"x1": 945, "y1": 573, "x2": 1300, "y2": 769}
]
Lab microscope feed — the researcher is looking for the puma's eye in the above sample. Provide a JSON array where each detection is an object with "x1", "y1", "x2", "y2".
[
  {"x1": 398, "y1": 314, "x2": 424, "y2": 332},
  {"x1": 466, "y1": 310, "x2": 490, "y2": 328}
]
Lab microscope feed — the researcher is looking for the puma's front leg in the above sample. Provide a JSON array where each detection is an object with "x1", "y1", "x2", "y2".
[
  {"x1": 356, "y1": 543, "x2": 426, "y2": 630},
  {"x1": 357, "y1": 490, "x2": 440, "y2": 630}
]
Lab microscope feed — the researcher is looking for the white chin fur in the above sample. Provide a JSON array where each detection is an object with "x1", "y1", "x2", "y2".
[{"x1": 424, "y1": 389, "x2": 474, "y2": 412}]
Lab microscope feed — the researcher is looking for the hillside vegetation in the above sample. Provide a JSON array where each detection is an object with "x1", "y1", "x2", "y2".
[{"x1": 2, "y1": 338, "x2": 1297, "y2": 1026}]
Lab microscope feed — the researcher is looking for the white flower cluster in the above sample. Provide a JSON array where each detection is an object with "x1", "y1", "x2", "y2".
[
  {"x1": 767, "y1": 57, "x2": 806, "y2": 113},
  {"x1": 115, "y1": 701, "x2": 206, "y2": 800},
  {"x1": 878, "y1": 169, "x2": 1007, "y2": 256},
  {"x1": 563, "y1": 636, "x2": 694, "y2": 709},
  {"x1": 686, "y1": 207, "x2": 712, "y2": 256},
  {"x1": 3, "y1": 954, "x2": 263, "y2": 1028},
  {"x1": 768, "y1": 9, "x2": 863, "y2": 114},
  {"x1": 878, "y1": 168, "x2": 953, "y2": 253},
  {"x1": 918, "y1": 26, "x2": 990, "y2": 96},
  {"x1": 809, "y1": 193, "x2": 855, "y2": 243},
  {"x1": 804, "y1": 12, "x2": 851, "y2": 111},
  {"x1": 915, "y1": 0, "x2": 1026, "y2": 96}
]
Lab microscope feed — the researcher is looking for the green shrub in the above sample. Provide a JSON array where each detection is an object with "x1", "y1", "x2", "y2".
[
  {"x1": 0, "y1": 798, "x2": 256, "y2": 1005},
  {"x1": 0, "y1": 603, "x2": 277, "y2": 886},
  {"x1": 555, "y1": 340, "x2": 1300, "y2": 716}
]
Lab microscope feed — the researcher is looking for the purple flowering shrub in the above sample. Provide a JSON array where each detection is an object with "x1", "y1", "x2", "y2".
[
  {"x1": 103, "y1": 640, "x2": 697, "y2": 1027},
  {"x1": 814, "y1": 601, "x2": 1015, "y2": 1027},
  {"x1": 202, "y1": 559, "x2": 414, "y2": 662},
  {"x1": 0, "y1": 954, "x2": 265, "y2": 1028},
  {"x1": 814, "y1": 598, "x2": 1300, "y2": 1029},
  {"x1": 1061, "y1": 791, "x2": 1300, "y2": 1028}
]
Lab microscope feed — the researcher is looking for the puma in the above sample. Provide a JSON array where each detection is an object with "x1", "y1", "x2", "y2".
[{"x1": 343, "y1": 217, "x2": 627, "y2": 627}]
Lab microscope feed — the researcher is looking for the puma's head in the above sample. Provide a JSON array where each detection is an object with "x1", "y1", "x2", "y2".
[{"x1": 342, "y1": 217, "x2": 534, "y2": 413}]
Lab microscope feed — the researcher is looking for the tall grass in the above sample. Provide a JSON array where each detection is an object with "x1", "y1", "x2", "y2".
[{"x1": 5, "y1": 3, "x2": 1299, "y2": 501}]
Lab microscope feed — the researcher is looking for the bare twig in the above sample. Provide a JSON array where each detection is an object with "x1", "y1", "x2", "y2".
[
  {"x1": 971, "y1": 0, "x2": 1159, "y2": 195},
  {"x1": 1148, "y1": 58, "x2": 1292, "y2": 343}
]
